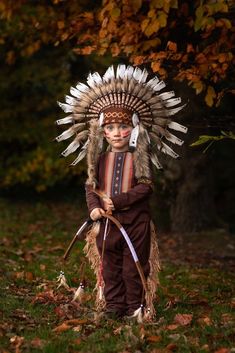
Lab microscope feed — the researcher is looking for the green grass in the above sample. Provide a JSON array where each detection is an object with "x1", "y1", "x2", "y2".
[{"x1": 0, "y1": 197, "x2": 234, "y2": 352}]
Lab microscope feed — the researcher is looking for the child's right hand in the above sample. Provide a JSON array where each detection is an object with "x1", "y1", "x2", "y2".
[{"x1": 90, "y1": 208, "x2": 105, "y2": 221}]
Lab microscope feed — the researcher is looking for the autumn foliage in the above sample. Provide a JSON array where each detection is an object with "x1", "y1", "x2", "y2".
[{"x1": 1, "y1": 0, "x2": 234, "y2": 107}]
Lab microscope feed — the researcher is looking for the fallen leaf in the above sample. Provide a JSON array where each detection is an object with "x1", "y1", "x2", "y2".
[
  {"x1": 174, "y1": 313, "x2": 193, "y2": 326},
  {"x1": 10, "y1": 336, "x2": 24, "y2": 353},
  {"x1": 74, "y1": 338, "x2": 82, "y2": 345},
  {"x1": 147, "y1": 335, "x2": 161, "y2": 342},
  {"x1": 166, "y1": 343, "x2": 178, "y2": 351},
  {"x1": 63, "y1": 319, "x2": 88, "y2": 325},
  {"x1": 214, "y1": 349, "x2": 230, "y2": 353},
  {"x1": 73, "y1": 325, "x2": 82, "y2": 332},
  {"x1": 52, "y1": 323, "x2": 70, "y2": 333},
  {"x1": 30, "y1": 337, "x2": 44, "y2": 348},
  {"x1": 197, "y1": 316, "x2": 212, "y2": 326},
  {"x1": 40, "y1": 264, "x2": 46, "y2": 271},
  {"x1": 25, "y1": 272, "x2": 34, "y2": 281},
  {"x1": 113, "y1": 326, "x2": 122, "y2": 335},
  {"x1": 166, "y1": 324, "x2": 179, "y2": 330}
]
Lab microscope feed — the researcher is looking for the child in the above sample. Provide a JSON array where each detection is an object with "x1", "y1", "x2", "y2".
[{"x1": 56, "y1": 64, "x2": 187, "y2": 321}]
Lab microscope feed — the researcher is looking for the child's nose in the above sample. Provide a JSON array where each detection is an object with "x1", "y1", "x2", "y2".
[{"x1": 113, "y1": 128, "x2": 121, "y2": 136}]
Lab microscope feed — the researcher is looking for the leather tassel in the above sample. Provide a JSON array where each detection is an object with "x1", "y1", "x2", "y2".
[{"x1": 98, "y1": 285, "x2": 103, "y2": 301}]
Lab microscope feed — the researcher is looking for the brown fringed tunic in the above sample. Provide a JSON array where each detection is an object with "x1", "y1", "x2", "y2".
[{"x1": 86, "y1": 151, "x2": 153, "y2": 316}]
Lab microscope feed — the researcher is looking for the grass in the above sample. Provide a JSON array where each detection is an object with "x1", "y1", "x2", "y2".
[{"x1": 0, "y1": 196, "x2": 234, "y2": 353}]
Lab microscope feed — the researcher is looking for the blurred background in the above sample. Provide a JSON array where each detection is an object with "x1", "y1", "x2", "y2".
[{"x1": 0, "y1": 0, "x2": 234, "y2": 234}]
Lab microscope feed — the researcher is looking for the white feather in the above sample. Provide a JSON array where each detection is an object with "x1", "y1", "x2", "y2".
[
  {"x1": 55, "y1": 125, "x2": 83, "y2": 142},
  {"x1": 167, "y1": 104, "x2": 186, "y2": 116},
  {"x1": 65, "y1": 95, "x2": 77, "y2": 105},
  {"x1": 130, "y1": 306, "x2": 144, "y2": 323},
  {"x1": 70, "y1": 148, "x2": 86, "y2": 166},
  {"x1": 165, "y1": 132, "x2": 184, "y2": 145},
  {"x1": 158, "y1": 91, "x2": 175, "y2": 100},
  {"x1": 116, "y1": 64, "x2": 126, "y2": 79},
  {"x1": 152, "y1": 80, "x2": 166, "y2": 91},
  {"x1": 57, "y1": 102, "x2": 74, "y2": 113},
  {"x1": 138, "y1": 68, "x2": 148, "y2": 83},
  {"x1": 70, "y1": 87, "x2": 83, "y2": 99},
  {"x1": 165, "y1": 97, "x2": 181, "y2": 107},
  {"x1": 75, "y1": 82, "x2": 89, "y2": 93},
  {"x1": 124, "y1": 65, "x2": 134, "y2": 79},
  {"x1": 87, "y1": 72, "x2": 102, "y2": 87},
  {"x1": 61, "y1": 140, "x2": 81, "y2": 157},
  {"x1": 103, "y1": 65, "x2": 115, "y2": 82},
  {"x1": 133, "y1": 67, "x2": 143, "y2": 82},
  {"x1": 146, "y1": 76, "x2": 160, "y2": 88},
  {"x1": 150, "y1": 152, "x2": 163, "y2": 169},
  {"x1": 56, "y1": 115, "x2": 74, "y2": 125},
  {"x1": 168, "y1": 121, "x2": 188, "y2": 133},
  {"x1": 159, "y1": 141, "x2": 179, "y2": 158}
]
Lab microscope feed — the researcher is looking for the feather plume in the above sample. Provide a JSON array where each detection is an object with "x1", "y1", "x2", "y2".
[
  {"x1": 72, "y1": 283, "x2": 85, "y2": 302},
  {"x1": 56, "y1": 115, "x2": 74, "y2": 125},
  {"x1": 70, "y1": 139, "x2": 89, "y2": 166},
  {"x1": 76, "y1": 82, "x2": 89, "y2": 92},
  {"x1": 129, "y1": 305, "x2": 144, "y2": 323},
  {"x1": 164, "y1": 97, "x2": 181, "y2": 107},
  {"x1": 65, "y1": 95, "x2": 77, "y2": 105},
  {"x1": 158, "y1": 91, "x2": 175, "y2": 100},
  {"x1": 55, "y1": 124, "x2": 86, "y2": 142},
  {"x1": 168, "y1": 121, "x2": 188, "y2": 133},
  {"x1": 103, "y1": 65, "x2": 115, "y2": 82},
  {"x1": 116, "y1": 64, "x2": 126, "y2": 79},
  {"x1": 150, "y1": 152, "x2": 163, "y2": 169},
  {"x1": 57, "y1": 102, "x2": 74, "y2": 113},
  {"x1": 61, "y1": 129, "x2": 88, "y2": 156},
  {"x1": 159, "y1": 141, "x2": 179, "y2": 158}
]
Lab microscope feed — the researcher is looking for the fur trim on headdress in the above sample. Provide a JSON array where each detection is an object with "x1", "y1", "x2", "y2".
[
  {"x1": 86, "y1": 119, "x2": 103, "y2": 187},
  {"x1": 133, "y1": 125, "x2": 152, "y2": 181}
]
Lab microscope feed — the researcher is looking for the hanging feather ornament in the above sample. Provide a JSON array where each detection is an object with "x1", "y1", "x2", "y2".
[
  {"x1": 72, "y1": 281, "x2": 85, "y2": 302},
  {"x1": 56, "y1": 271, "x2": 70, "y2": 290},
  {"x1": 129, "y1": 304, "x2": 144, "y2": 323},
  {"x1": 56, "y1": 64, "x2": 188, "y2": 170}
]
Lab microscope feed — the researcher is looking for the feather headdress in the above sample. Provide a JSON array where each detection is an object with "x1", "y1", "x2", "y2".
[{"x1": 56, "y1": 64, "x2": 187, "y2": 168}]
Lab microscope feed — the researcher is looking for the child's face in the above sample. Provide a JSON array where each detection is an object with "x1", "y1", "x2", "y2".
[{"x1": 103, "y1": 123, "x2": 133, "y2": 152}]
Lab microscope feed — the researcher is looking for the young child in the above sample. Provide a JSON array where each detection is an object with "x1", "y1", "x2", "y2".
[{"x1": 56, "y1": 64, "x2": 187, "y2": 321}]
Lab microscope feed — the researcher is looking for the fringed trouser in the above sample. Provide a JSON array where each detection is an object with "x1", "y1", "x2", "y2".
[{"x1": 96, "y1": 219, "x2": 151, "y2": 316}]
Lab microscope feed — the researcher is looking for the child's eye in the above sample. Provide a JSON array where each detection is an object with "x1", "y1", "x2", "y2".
[
  {"x1": 105, "y1": 125, "x2": 113, "y2": 131},
  {"x1": 120, "y1": 124, "x2": 128, "y2": 129}
]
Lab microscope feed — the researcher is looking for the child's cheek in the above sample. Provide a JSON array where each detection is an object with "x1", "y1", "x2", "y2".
[
  {"x1": 104, "y1": 131, "x2": 111, "y2": 138},
  {"x1": 121, "y1": 130, "x2": 131, "y2": 138}
]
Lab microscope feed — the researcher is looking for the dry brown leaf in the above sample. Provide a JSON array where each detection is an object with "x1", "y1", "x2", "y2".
[
  {"x1": 166, "y1": 324, "x2": 179, "y2": 330},
  {"x1": 63, "y1": 318, "x2": 88, "y2": 325},
  {"x1": 147, "y1": 335, "x2": 161, "y2": 342},
  {"x1": 73, "y1": 325, "x2": 82, "y2": 332},
  {"x1": 30, "y1": 337, "x2": 45, "y2": 348},
  {"x1": 214, "y1": 349, "x2": 230, "y2": 353},
  {"x1": 174, "y1": 313, "x2": 193, "y2": 326},
  {"x1": 74, "y1": 338, "x2": 82, "y2": 345},
  {"x1": 197, "y1": 316, "x2": 212, "y2": 326},
  {"x1": 52, "y1": 322, "x2": 70, "y2": 333},
  {"x1": 166, "y1": 343, "x2": 178, "y2": 351}
]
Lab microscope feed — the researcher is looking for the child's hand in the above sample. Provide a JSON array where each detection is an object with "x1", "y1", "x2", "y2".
[
  {"x1": 90, "y1": 208, "x2": 105, "y2": 221},
  {"x1": 104, "y1": 198, "x2": 115, "y2": 212}
]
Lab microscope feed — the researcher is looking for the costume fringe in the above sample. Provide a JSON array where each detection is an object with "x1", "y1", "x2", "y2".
[
  {"x1": 83, "y1": 222, "x2": 106, "y2": 311},
  {"x1": 133, "y1": 125, "x2": 152, "y2": 181},
  {"x1": 86, "y1": 119, "x2": 104, "y2": 187},
  {"x1": 144, "y1": 220, "x2": 161, "y2": 320}
]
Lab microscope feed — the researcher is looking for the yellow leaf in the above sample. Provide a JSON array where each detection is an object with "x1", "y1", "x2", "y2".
[
  {"x1": 141, "y1": 18, "x2": 150, "y2": 32},
  {"x1": 205, "y1": 85, "x2": 216, "y2": 107},
  {"x1": 151, "y1": 61, "x2": 161, "y2": 72},
  {"x1": 111, "y1": 7, "x2": 121, "y2": 19},
  {"x1": 57, "y1": 21, "x2": 65, "y2": 30},
  {"x1": 158, "y1": 11, "x2": 167, "y2": 27},
  {"x1": 192, "y1": 80, "x2": 204, "y2": 95},
  {"x1": 144, "y1": 20, "x2": 160, "y2": 37}
]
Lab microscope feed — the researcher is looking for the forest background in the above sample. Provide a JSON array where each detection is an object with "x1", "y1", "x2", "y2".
[{"x1": 0, "y1": 1, "x2": 235, "y2": 352}]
